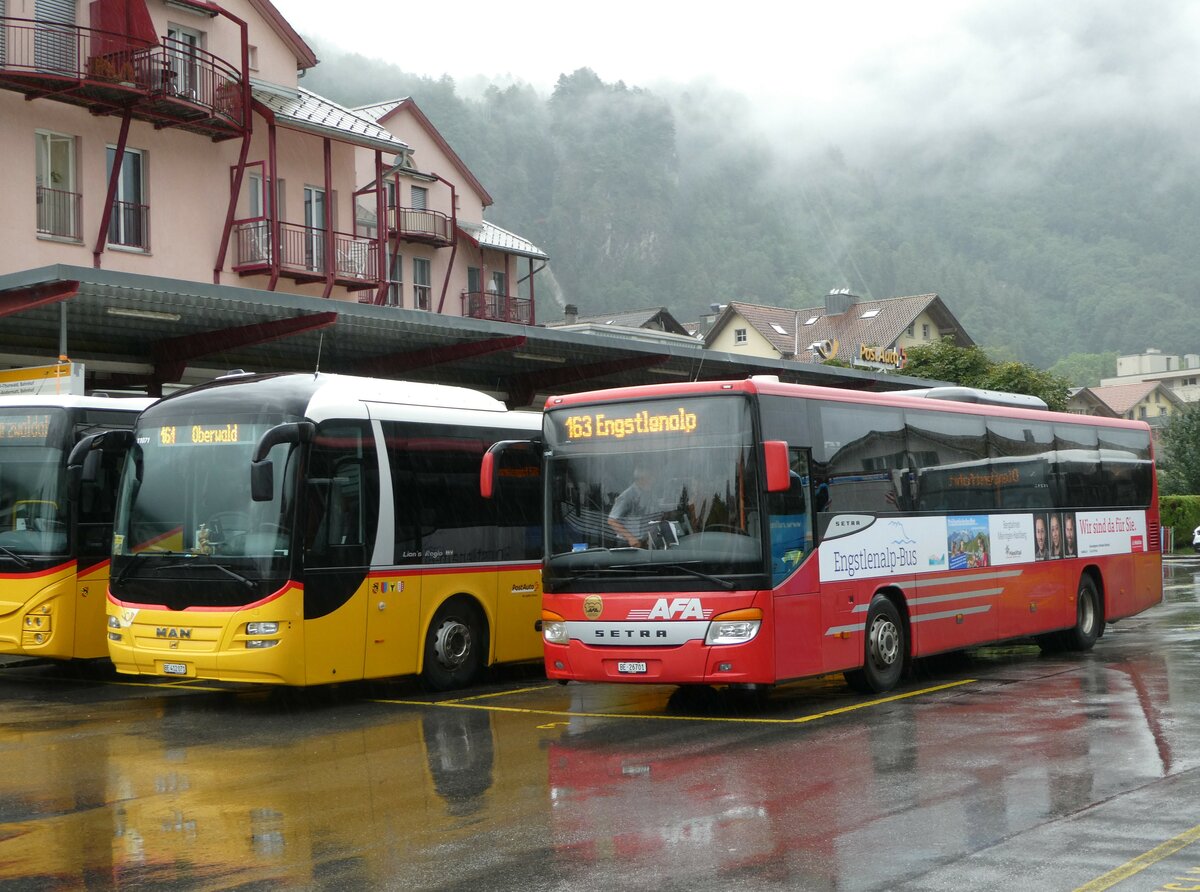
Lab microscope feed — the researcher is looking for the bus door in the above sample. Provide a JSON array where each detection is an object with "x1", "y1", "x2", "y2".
[
  {"x1": 72, "y1": 432, "x2": 128, "y2": 657},
  {"x1": 770, "y1": 448, "x2": 824, "y2": 680},
  {"x1": 301, "y1": 422, "x2": 378, "y2": 684},
  {"x1": 364, "y1": 420, "x2": 422, "y2": 680}
]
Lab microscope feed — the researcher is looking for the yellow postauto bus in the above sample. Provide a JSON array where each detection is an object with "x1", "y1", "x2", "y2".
[
  {"x1": 94, "y1": 372, "x2": 542, "y2": 689},
  {"x1": 0, "y1": 394, "x2": 152, "y2": 659}
]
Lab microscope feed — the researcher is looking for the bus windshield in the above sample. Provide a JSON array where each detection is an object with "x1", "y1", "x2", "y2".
[
  {"x1": 544, "y1": 395, "x2": 765, "y2": 590},
  {"x1": 0, "y1": 409, "x2": 69, "y2": 559},
  {"x1": 111, "y1": 413, "x2": 300, "y2": 606}
]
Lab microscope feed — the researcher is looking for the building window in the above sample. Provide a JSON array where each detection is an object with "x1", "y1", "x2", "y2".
[
  {"x1": 411, "y1": 185, "x2": 427, "y2": 210},
  {"x1": 907, "y1": 324, "x2": 915, "y2": 337},
  {"x1": 166, "y1": 26, "x2": 204, "y2": 99},
  {"x1": 734, "y1": 328, "x2": 748, "y2": 345},
  {"x1": 36, "y1": 130, "x2": 80, "y2": 241},
  {"x1": 303, "y1": 185, "x2": 326, "y2": 271},
  {"x1": 247, "y1": 44, "x2": 259, "y2": 71},
  {"x1": 386, "y1": 249, "x2": 402, "y2": 307},
  {"x1": 106, "y1": 146, "x2": 148, "y2": 250},
  {"x1": 922, "y1": 323, "x2": 930, "y2": 339},
  {"x1": 413, "y1": 257, "x2": 431, "y2": 310}
]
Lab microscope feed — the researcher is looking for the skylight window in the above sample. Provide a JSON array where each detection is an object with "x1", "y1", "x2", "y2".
[
  {"x1": 861, "y1": 308, "x2": 881, "y2": 318},
  {"x1": 804, "y1": 316, "x2": 819, "y2": 325},
  {"x1": 770, "y1": 323, "x2": 788, "y2": 335}
]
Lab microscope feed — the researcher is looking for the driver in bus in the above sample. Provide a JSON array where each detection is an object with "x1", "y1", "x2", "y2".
[{"x1": 608, "y1": 465, "x2": 656, "y2": 548}]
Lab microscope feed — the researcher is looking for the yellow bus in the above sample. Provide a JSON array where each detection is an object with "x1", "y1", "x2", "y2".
[
  {"x1": 96, "y1": 372, "x2": 542, "y2": 688},
  {"x1": 0, "y1": 394, "x2": 152, "y2": 660}
]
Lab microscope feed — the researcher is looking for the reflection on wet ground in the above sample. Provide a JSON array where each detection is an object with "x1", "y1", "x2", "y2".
[{"x1": 1, "y1": 562, "x2": 1199, "y2": 891}]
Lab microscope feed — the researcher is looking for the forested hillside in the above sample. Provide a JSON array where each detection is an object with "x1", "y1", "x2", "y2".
[{"x1": 304, "y1": 45, "x2": 1200, "y2": 370}]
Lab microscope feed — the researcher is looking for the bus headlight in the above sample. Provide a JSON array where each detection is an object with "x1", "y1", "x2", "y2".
[
  {"x1": 108, "y1": 615, "x2": 121, "y2": 629},
  {"x1": 542, "y1": 609, "x2": 568, "y2": 645},
  {"x1": 246, "y1": 622, "x2": 279, "y2": 635},
  {"x1": 705, "y1": 609, "x2": 763, "y2": 645},
  {"x1": 245, "y1": 639, "x2": 279, "y2": 649}
]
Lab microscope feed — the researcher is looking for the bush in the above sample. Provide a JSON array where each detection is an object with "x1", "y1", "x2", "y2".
[{"x1": 1159, "y1": 495, "x2": 1200, "y2": 551}]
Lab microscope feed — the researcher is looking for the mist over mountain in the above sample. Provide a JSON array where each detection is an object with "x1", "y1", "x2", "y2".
[{"x1": 303, "y1": 38, "x2": 1200, "y2": 369}]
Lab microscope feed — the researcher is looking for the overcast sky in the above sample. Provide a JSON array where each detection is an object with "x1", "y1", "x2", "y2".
[{"x1": 274, "y1": 0, "x2": 1200, "y2": 142}]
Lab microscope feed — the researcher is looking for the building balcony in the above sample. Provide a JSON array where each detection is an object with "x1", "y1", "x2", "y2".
[
  {"x1": 0, "y1": 17, "x2": 245, "y2": 138},
  {"x1": 462, "y1": 290, "x2": 533, "y2": 325},
  {"x1": 108, "y1": 199, "x2": 149, "y2": 250},
  {"x1": 233, "y1": 219, "x2": 380, "y2": 291},
  {"x1": 36, "y1": 186, "x2": 82, "y2": 241},
  {"x1": 387, "y1": 205, "x2": 453, "y2": 247}
]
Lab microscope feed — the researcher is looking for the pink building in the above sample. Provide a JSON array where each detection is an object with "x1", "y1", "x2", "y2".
[
  {"x1": 0, "y1": 0, "x2": 545, "y2": 313},
  {"x1": 353, "y1": 98, "x2": 546, "y2": 322}
]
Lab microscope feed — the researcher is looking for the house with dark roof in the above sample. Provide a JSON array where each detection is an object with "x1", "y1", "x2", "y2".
[
  {"x1": 545, "y1": 305, "x2": 695, "y2": 344},
  {"x1": 704, "y1": 290, "x2": 973, "y2": 371}
]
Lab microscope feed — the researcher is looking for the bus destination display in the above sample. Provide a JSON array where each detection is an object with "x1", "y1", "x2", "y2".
[{"x1": 560, "y1": 407, "x2": 699, "y2": 441}]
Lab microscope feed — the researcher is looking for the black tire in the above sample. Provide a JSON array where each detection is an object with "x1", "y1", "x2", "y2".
[
  {"x1": 1061, "y1": 575, "x2": 1102, "y2": 652},
  {"x1": 422, "y1": 600, "x2": 485, "y2": 692},
  {"x1": 1034, "y1": 631, "x2": 1065, "y2": 654},
  {"x1": 843, "y1": 595, "x2": 905, "y2": 694}
]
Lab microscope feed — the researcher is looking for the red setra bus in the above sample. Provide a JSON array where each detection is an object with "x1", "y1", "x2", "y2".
[{"x1": 537, "y1": 378, "x2": 1162, "y2": 693}]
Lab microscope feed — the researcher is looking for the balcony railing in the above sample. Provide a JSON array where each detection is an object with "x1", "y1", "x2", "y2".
[
  {"x1": 36, "y1": 185, "x2": 82, "y2": 240},
  {"x1": 0, "y1": 17, "x2": 245, "y2": 134},
  {"x1": 108, "y1": 199, "x2": 149, "y2": 250},
  {"x1": 388, "y1": 206, "x2": 453, "y2": 246},
  {"x1": 233, "y1": 219, "x2": 380, "y2": 288},
  {"x1": 462, "y1": 290, "x2": 533, "y2": 324}
]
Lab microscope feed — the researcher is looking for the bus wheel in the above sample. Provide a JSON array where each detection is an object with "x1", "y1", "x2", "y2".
[
  {"x1": 423, "y1": 600, "x2": 484, "y2": 692},
  {"x1": 844, "y1": 596, "x2": 905, "y2": 694},
  {"x1": 1062, "y1": 575, "x2": 1102, "y2": 652}
]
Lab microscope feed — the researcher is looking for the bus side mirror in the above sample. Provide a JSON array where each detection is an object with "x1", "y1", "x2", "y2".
[
  {"x1": 480, "y1": 451, "x2": 497, "y2": 499},
  {"x1": 250, "y1": 421, "x2": 315, "y2": 502},
  {"x1": 480, "y1": 438, "x2": 541, "y2": 499},
  {"x1": 66, "y1": 430, "x2": 134, "y2": 502},
  {"x1": 250, "y1": 461, "x2": 274, "y2": 502},
  {"x1": 763, "y1": 440, "x2": 791, "y2": 493}
]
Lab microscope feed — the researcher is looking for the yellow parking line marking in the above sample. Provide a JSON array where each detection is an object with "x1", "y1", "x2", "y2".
[
  {"x1": 375, "y1": 678, "x2": 976, "y2": 725},
  {"x1": 1074, "y1": 822, "x2": 1200, "y2": 892},
  {"x1": 88, "y1": 681, "x2": 234, "y2": 696},
  {"x1": 441, "y1": 684, "x2": 555, "y2": 703}
]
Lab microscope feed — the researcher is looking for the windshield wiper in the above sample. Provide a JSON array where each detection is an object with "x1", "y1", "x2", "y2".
[
  {"x1": 111, "y1": 549, "x2": 183, "y2": 587},
  {"x1": 610, "y1": 561, "x2": 737, "y2": 591},
  {"x1": 546, "y1": 566, "x2": 629, "y2": 590},
  {"x1": 153, "y1": 557, "x2": 257, "y2": 591},
  {"x1": 0, "y1": 544, "x2": 30, "y2": 568}
]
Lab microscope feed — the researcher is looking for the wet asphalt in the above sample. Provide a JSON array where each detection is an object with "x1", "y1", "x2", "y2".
[{"x1": 1, "y1": 559, "x2": 1199, "y2": 891}]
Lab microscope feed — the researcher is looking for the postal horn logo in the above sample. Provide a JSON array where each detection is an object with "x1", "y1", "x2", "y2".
[
  {"x1": 583, "y1": 595, "x2": 604, "y2": 620},
  {"x1": 812, "y1": 338, "x2": 840, "y2": 361}
]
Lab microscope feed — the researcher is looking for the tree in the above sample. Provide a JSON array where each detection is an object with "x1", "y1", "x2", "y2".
[
  {"x1": 1048, "y1": 352, "x2": 1118, "y2": 387},
  {"x1": 902, "y1": 337, "x2": 1070, "y2": 411},
  {"x1": 1158, "y1": 406, "x2": 1200, "y2": 495}
]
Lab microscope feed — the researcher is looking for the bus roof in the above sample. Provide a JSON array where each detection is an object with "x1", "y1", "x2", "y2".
[
  {"x1": 144, "y1": 372, "x2": 519, "y2": 425},
  {"x1": 544, "y1": 377, "x2": 1152, "y2": 433}
]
